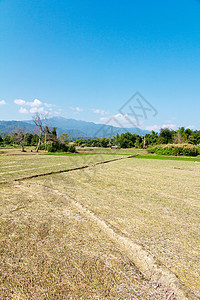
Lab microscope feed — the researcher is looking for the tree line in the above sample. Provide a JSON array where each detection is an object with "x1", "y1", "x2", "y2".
[
  {"x1": 1, "y1": 125, "x2": 200, "y2": 152},
  {"x1": 74, "y1": 127, "x2": 200, "y2": 149},
  {"x1": 0, "y1": 129, "x2": 76, "y2": 153}
]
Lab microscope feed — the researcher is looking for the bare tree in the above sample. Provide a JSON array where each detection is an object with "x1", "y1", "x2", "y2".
[
  {"x1": 33, "y1": 113, "x2": 48, "y2": 152},
  {"x1": 44, "y1": 125, "x2": 51, "y2": 152},
  {"x1": 13, "y1": 131, "x2": 26, "y2": 152}
]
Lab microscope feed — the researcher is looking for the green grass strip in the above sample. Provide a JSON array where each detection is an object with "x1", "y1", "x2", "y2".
[{"x1": 133, "y1": 155, "x2": 200, "y2": 162}]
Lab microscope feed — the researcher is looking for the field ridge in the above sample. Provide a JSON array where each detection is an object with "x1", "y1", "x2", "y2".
[{"x1": 0, "y1": 154, "x2": 137, "y2": 184}]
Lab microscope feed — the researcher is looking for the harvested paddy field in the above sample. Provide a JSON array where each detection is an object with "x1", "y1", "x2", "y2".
[
  {"x1": 30, "y1": 157, "x2": 200, "y2": 297},
  {"x1": 1, "y1": 179, "x2": 176, "y2": 299},
  {"x1": 0, "y1": 151, "x2": 200, "y2": 299},
  {"x1": 0, "y1": 152, "x2": 121, "y2": 183}
]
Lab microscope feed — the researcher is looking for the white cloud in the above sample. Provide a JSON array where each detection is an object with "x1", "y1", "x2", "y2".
[
  {"x1": 161, "y1": 124, "x2": 177, "y2": 129},
  {"x1": 14, "y1": 99, "x2": 26, "y2": 105},
  {"x1": 0, "y1": 100, "x2": 6, "y2": 105},
  {"x1": 98, "y1": 113, "x2": 138, "y2": 128},
  {"x1": 44, "y1": 102, "x2": 56, "y2": 108},
  {"x1": 28, "y1": 99, "x2": 42, "y2": 107},
  {"x1": 13, "y1": 98, "x2": 60, "y2": 116},
  {"x1": 75, "y1": 106, "x2": 83, "y2": 112},
  {"x1": 14, "y1": 98, "x2": 42, "y2": 107},
  {"x1": 145, "y1": 123, "x2": 177, "y2": 131},
  {"x1": 186, "y1": 125, "x2": 196, "y2": 130},
  {"x1": 30, "y1": 107, "x2": 45, "y2": 114},
  {"x1": 145, "y1": 125, "x2": 160, "y2": 131},
  {"x1": 92, "y1": 109, "x2": 108, "y2": 116},
  {"x1": 19, "y1": 107, "x2": 29, "y2": 114},
  {"x1": 70, "y1": 106, "x2": 83, "y2": 113}
]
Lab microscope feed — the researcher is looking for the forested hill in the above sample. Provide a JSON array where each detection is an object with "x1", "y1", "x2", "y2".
[
  {"x1": 0, "y1": 117, "x2": 150, "y2": 138},
  {"x1": 0, "y1": 121, "x2": 35, "y2": 135}
]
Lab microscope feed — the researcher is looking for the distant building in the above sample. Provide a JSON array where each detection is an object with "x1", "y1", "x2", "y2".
[{"x1": 111, "y1": 145, "x2": 118, "y2": 149}]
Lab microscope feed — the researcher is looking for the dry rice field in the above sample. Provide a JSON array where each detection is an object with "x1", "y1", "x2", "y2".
[{"x1": 0, "y1": 150, "x2": 200, "y2": 299}]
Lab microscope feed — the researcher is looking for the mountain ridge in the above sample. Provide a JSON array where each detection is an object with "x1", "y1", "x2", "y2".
[{"x1": 0, "y1": 117, "x2": 150, "y2": 138}]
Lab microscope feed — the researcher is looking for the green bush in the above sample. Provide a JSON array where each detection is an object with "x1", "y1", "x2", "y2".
[
  {"x1": 47, "y1": 144, "x2": 57, "y2": 152},
  {"x1": 38, "y1": 144, "x2": 45, "y2": 150},
  {"x1": 47, "y1": 143, "x2": 76, "y2": 153},
  {"x1": 147, "y1": 145, "x2": 200, "y2": 157},
  {"x1": 68, "y1": 145, "x2": 76, "y2": 153},
  {"x1": 59, "y1": 143, "x2": 69, "y2": 152}
]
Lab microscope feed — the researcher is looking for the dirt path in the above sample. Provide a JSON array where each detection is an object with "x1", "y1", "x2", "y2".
[{"x1": 20, "y1": 181, "x2": 199, "y2": 300}]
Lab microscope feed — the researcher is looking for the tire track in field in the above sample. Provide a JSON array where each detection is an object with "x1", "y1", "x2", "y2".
[
  {"x1": 19, "y1": 181, "x2": 199, "y2": 300},
  {"x1": 0, "y1": 155, "x2": 136, "y2": 184}
]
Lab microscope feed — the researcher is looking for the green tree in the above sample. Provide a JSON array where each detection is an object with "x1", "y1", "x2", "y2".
[
  {"x1": 75, "y1": 139, "x2": 82, "y2": 146},
  {"x1": 145, "y1": 131, "x2": 158, "y2": 146},
  {"x1": 25, "y1": 133, "x2": 34, "y2": 146},
  {"x1": 100, "y1": 137, "x2": 109, "y2": 148},
  {"x1": 135, "y1": 136, "x2": 143, "y2": 148},
  {"x1": 175, "y1": 127, "x2": 186, "y2": 144},
  {"x1": 51, "y1": 127, "x2": 57, "y2": 137},
  {"x1": 4, "y1": 134, "x2": 14, "y2": 145},
  {"x1": 59, "y1": 134, "x2": 69, "y2": 144},
  {"x1": 159, "y1": 128, "x2": 173, "y2": 144}
]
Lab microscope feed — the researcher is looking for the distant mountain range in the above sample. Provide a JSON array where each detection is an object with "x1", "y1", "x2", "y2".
[{"x1": 0, "y1": 117, "x2": 150, "y2": 138}]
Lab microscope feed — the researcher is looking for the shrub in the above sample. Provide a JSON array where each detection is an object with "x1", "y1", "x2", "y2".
[
  {"x1": 47, "y1": 143, "x2": 76, "y2": 153},
  {"x1": 147, "y1": 145, "x2": 200, "y2": 156},
  {"x1": 68, "y1": 145, "x2": 76, "y2": 153},
  {"x1": 59, "y1": 143, "x2": 69, "y2": 152},
  {"x1": 47, "y1": 144, "x2": 57, "y2": 153},
  {"x1": 38, "y1": 144, "x2": 45, "y2": 150}
]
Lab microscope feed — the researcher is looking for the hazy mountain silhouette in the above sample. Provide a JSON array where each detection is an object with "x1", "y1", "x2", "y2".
[{"x1": 0, "y1": 116, "x2": 150, "y2": 137}]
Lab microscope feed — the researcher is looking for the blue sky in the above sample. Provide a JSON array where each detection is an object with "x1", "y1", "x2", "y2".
[{"x1": 0, "y1": 0, "x2": 200, "y2": 131}]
